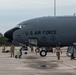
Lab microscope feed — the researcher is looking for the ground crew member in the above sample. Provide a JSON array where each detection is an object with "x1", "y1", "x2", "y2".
[
  {"x1": 10, "y1": 44, "x2": 15, "y2": 57},
  {"x1": 19, "y1": 47, "x2": 22, "y2": 58},
  {"x1": 55, "y1": 46, "x2": 62, "y2": 60},
  {"x1": 31, "y1": 46, "x2": 34, "y2": 52},
  {"x1": 16, "y1": 49, "x2": 20, "y2": 58},
  {"x1": 2, "y1": 44, "x2": 5, "y2": 52}
]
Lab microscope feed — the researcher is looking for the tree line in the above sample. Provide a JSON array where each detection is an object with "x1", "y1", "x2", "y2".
[{"x1": 0, "y1": 33, "x2": 19, "y2": 46}]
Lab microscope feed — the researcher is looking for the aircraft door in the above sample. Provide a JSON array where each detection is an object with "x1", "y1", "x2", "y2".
[{"x1": 28, "y1": 38, "x2": 38, "y2": 46}]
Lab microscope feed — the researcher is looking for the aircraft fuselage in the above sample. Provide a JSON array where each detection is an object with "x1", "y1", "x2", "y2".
[{"x1": 11, "y1": 16, "x2": 76, "y2": 47}]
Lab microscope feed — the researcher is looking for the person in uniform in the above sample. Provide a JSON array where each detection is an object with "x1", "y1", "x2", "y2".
[
  {"x1": 19, "y1": 47, "x2": 22, "y2": 58},
  {"x1": 2, "y1": 44, "x2": 5, "y2": 52},
  {"x1": 55, "y1": 46, "x2": 62, "y2": 60},
  {"x1": 31, "y1": 46, "x2": 34, "y2": 52},
  {"x1": 10, "y1": 44, "x2": 15, "y2": 57}
]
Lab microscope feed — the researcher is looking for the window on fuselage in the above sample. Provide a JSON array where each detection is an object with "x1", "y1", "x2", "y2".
[{"x1": 16, "y1": 24, "x2": 26, "y2": 28}]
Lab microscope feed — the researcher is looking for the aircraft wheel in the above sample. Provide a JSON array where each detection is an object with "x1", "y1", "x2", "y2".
[
  {"x1": 35, "y1": 48, "x2": 40, "y2": 53},
  {"x1": 40, "y1": 50, "x2": 47, "y2": 57}
]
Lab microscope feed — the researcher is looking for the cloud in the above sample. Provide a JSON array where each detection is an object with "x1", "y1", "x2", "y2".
[
  {"x1": 0, "y1": 0, "x2": 75, "y2": 10},
  {"x1": 57, "y1": 0, "x2": 76, "y2": 7},
  {"x1": 0, "y1": 0, "x2": 76, "y2": 34},
  {"x1": 0, "y1": 0, "x2": 53, "y2": 10}
]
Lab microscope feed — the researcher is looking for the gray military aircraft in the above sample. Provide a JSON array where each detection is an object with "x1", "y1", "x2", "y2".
[{"x1": 4, "y1": 16, "x2": 76, "y2": 57}]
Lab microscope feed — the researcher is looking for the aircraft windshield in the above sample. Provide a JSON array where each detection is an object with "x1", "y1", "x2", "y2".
[{"x1": 16, "y1": 24, "x2": 26, "y2": 28}]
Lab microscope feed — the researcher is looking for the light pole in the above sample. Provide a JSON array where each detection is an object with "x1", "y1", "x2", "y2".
[{"x1": 54, "y1": 0, "x2": 56, "y2": 16}]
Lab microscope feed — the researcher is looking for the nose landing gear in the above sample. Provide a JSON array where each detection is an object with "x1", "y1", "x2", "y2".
[{"x1": 40, "y1": 50, "x2": 47, "y2": 57}]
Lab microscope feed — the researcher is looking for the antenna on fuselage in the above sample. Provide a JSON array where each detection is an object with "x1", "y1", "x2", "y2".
[{"x1": 54, "y1": 0, "x2": 56, "y2": 16}]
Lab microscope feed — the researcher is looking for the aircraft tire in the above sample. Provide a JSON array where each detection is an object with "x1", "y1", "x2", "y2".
[
  {"x1": 40, "y1": 50, "x2": 47, "y2": 57},
  {"x1": 35, "y1": 48, "x2": 40, "y2": 53}
]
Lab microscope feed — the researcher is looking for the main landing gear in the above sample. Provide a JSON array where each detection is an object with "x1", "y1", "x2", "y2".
[{"x1": 35, "y1": 47, "x2": 47, "y2": 57}]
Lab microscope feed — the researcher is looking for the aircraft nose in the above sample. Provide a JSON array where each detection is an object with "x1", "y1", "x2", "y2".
[{"x1": 4, "y1": 27, "x2": 20, "y2": 40}]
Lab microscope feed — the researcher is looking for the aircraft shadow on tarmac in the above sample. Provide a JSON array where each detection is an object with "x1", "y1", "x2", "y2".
[
  {"x1": 23, "y1": 55, "x2": 39, "y2": 59},
  {"x1": 24, "y1": 59, "x2": 58, "y2": 69}
]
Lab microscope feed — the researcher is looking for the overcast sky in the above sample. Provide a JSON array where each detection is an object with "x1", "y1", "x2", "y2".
[{"x1": 0, "y1": 0, "x2": 76, "y2": 34}]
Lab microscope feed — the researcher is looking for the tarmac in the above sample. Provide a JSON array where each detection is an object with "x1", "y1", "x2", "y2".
[{"x1": 0, "y1": 47, "x2": 76, "y2": 75}]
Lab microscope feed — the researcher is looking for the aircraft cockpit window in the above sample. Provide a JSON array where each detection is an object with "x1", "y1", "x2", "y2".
[
  {"x1": 16, "y1": 24, "x2": 22, "y2": 28},
  {"x1": 16, "y1": 24, "x2": 26, "y2": 28},
  {"x1": 21, "y1": 25, "x2": 26, "y2": 28}
]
